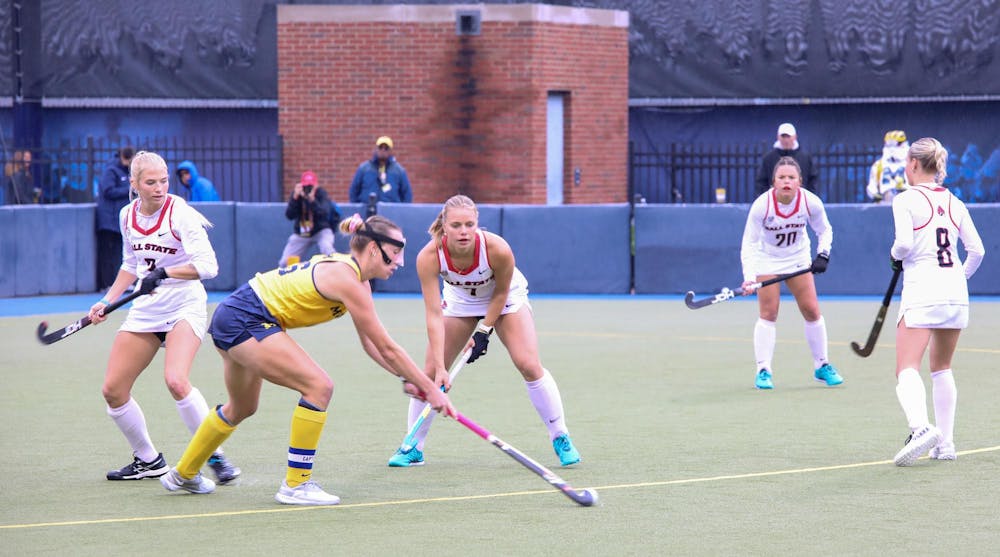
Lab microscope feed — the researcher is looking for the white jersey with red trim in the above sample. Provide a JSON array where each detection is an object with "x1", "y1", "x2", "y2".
[
  {"x1": 890, "y1": 183, "x2": 985, "y2": 311},
  {"x1": 119, "y1": 194, "x2": 218, "y2": 319},
  {"x1": 741, "y1": 188, "x2": 832, "y2": 282},
  {"x1": 438, "y1": 229, "x2": 528, "y2": 316}
]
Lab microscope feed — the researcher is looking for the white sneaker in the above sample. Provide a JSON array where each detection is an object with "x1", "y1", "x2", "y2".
[
  {"x1": 893, "y1": 425, "x2": 942, "y2": 466},
  {"x1": 275, "y1": 480, "x2": 341, "y2": 506},
  {"x1": 160, "y1": 469, "x2": 216, "y2": 494},
  {"x1": 929, "y1": 442, "x2": 957, "y2": 461}
]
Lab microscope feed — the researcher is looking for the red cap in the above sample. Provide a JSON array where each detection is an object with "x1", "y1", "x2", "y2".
[{"x1": 300, "y1": 171, "x2": 317, "y2": 186}]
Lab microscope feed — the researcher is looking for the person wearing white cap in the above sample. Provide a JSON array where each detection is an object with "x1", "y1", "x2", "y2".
[
  {"x1": 866, "y1": 130, "x2": 909, "y2": 205},
  {"x1": 279, "y1": 170, "x2": 341, "y2": 267},
  {"x1": 755, "y1": 122, "x2": 819, "y2": 197},
  {"x1": 348, "y1": 135, "x2": 413, "y2": 204}
]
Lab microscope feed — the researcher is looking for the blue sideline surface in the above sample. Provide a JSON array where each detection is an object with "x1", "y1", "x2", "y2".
[{"x1": 4, "y1": 292, "x2": 998, "y2": 318}]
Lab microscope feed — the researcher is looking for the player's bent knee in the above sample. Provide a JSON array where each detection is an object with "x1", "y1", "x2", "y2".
[
  {"x1": 102, "y1": 387, "x2": 130, "y2": 408},
  {"x1": 163, "y1": 375, "x2": 193, "y2": 399},
  {"x1": 303, "y1": 377, "x2": 334, "y2": 408}
]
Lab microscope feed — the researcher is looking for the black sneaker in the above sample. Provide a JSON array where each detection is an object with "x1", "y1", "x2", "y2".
[
  {"x1": 208, "y1": 453, "x2": 241, "y2": 484},
  {"x1": 107, "y1": 453, "x2": 169, "y2": 480}
]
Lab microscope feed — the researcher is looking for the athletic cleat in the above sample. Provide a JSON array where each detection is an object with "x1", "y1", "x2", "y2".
[
  {"x1": 553, "y1": 434, "x2": 581, "y2": 466},
  {"x1": 755, "y1": 369, "x2": 773, "y2": 390},
  {"x1": 929, "y1": 442, "x2": 957, "y2": 461},
  {"x1": 160, "y1": 469, "x2": 216, "y2": 494},
  {"x1": 208, "y1": 453, "x2": 241, "y2": 484},
  {"x1": 387, "y1": 448, "x2": 425, "y2": 467},
  {"x1": 106, "y1": 453, "x2": 170, "y2": 480},
  {"x1": 893, "y1": 425, "x2": 942, "y2": 466},
  {"x1": 275, "y1": 480, "x2": 341, "y2": 506},
  {"x1": 814, "y1": 363, "x2": 844, "y2": 386}
]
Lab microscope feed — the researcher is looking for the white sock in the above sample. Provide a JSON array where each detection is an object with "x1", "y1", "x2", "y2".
[
  {"x1": 526, "y1": 369, "x2": 567, "y2": 441},
  {"x1": 176, "y1": 387, "x2": 224, "y2": 455},
  {"x1": 754, "y1": 318, "x2": 776, "y2": 372},
  {"x1": 405, "y1": 396, "x2": 438, "y2": 451},
  {"x1": 803, "y1": 316, "x2": 829, "y2": 369},
  {"x1": 931, "y1": 369, "x2": 957, "y2": 446},
  {"x1": 107, "y1": 397, "x2": 159, "y2": 463},
  {"x1": 176, "y1": 387, "x2": 210, "y2": 434},
  {"x1": 895, "y1": 368, "x2": 929, "y2": 430}
]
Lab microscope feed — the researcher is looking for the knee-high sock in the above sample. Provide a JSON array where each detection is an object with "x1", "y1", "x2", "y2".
[
  {"x1": 931, "y1": 369, "x2": 957, "y2": 445},
  {"x1": 405, "y1": 396, "x2": 438, "y2": 451},
  {"x1": 754, "y1": 318, "x2": 777, "y2": 372},
  {"x1": 526, "y1": 369, "x2": 568, "y2": 441},
  {"x1": 107, "y1": 397, "x2": 158, "y2": 463},
  {"x1": 286, "y1": 404, "x2": 327, "y2": 487},
  {"x1": 803, "y1": 316, "x2": 829, "y2": 369},
  {"x1": 175, "y1": 407, "x2": 235, "y2": 479},
  {"x1": 896, "y1": 368, "x2": 929, "y2": 430},
  {"x1": 176, "y1": 387, "x2": 225, "y2": 455}
]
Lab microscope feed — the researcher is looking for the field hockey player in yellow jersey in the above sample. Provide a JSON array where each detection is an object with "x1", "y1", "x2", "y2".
[{"x1": 161, "y1": 214, "x2": 455, "y2": 505}]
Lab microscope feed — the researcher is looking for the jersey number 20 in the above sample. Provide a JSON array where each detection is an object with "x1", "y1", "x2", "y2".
[{"x1": 775, "y1": 231, "x2": 798, "y2": 247}]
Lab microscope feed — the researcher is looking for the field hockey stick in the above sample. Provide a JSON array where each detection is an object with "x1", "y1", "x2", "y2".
[
  {"x1": 396, "y1": 345, "x2": 474, "y2": 454},
  {"x1": 851, "y1": 267, "x2": 902, "y2": 357},
  {"x1": 36, "y1": 290, "x2": 144, "y2": 345},
  {"x1": 684, "y1": 268, "x2": 812, "y2": 309},
  {"x1": 452, "y1": 411, "x2": 598, "y2": 507}
]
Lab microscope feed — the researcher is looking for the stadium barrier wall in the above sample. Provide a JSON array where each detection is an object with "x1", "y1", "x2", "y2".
[
  {"x1": 634, "y1": 204, "x2": 1000, "y2": 295},
  {"x1": 1, "y1": 203, "x2": 997, "y2": 298}
]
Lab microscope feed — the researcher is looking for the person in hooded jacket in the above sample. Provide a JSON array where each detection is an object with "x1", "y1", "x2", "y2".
[{"x1": 176, "y1": 160, "x2": 220, "y2": 202}]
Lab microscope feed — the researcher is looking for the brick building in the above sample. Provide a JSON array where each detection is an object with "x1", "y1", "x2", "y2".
[{"x1": 277, "y1": 3, "x2": 629, "y2": 204}]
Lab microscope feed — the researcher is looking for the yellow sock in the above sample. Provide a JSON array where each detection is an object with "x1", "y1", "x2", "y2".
[
  {"x1": 286, "y1": 405, "x2": 327, "y2": 487},
  {"x1": 176, "y1": 410, "x2": 236, "y2": 479}
]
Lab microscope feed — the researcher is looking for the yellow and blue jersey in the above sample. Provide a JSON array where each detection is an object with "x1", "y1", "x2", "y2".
[{"x1": 249, "y1": 253, "x2": 360, "y2": 329}]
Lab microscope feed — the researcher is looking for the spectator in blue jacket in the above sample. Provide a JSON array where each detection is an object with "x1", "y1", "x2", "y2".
[
  {"x1": 96, "y1": 146, "x2": 135, "y2": 290},
  {"x1": 176, "y1": 160, "x2": 220, "y2": 201},
  {"x1": 349, "y1": 136, "x2": 413, "y2": 204}
]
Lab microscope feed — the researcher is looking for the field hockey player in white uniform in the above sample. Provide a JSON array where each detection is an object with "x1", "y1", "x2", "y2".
[
  {"x1": 386, "y1": 194, "x2": 582, "y2": 468},
  {"x1": 87, "y1": 151, "x2": 240, "y2": 484},
  {"x1": 888, "y1": 137, "x2": 984, "y2": 466},
  {"x1": 740, "y1": 156, "x2": 843, "y2": 390}
]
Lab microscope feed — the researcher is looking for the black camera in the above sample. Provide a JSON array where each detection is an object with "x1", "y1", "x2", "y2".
[{"x1": 303, "y1": 185, "x2": 314, "y2": 195}]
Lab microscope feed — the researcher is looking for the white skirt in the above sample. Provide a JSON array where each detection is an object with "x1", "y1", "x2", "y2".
[
  {"x1": 897, "y1": 304, "x2": 969, "y2": 329},
  {"x1": 120, "y1": 282, "x2": 209, "y2": 339},
  {"x1": 754, "y1": 251, "x2": 811, "y2": 277},
  {"x1": 441, "y1": 288, "x2": 530, "y2": 318}
]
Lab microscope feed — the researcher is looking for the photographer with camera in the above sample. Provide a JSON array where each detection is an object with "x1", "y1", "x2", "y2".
[{"x1": 278, "y1": 171, "x2": 340, "y2": 267}]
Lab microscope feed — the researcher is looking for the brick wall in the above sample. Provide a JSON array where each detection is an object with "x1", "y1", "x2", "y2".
[{"x1": 277, "y1": 4, "x2": 629, "y2": 204}]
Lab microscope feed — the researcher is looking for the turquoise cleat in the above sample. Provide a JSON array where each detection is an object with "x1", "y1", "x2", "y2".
[
  {"x1": 387, "y1": 448, "x2": 424, "y2": 467},
  {"x1": 755, "y1": 369, "x2": 773, "y2": 390},
  {"x1": 814, "y1": 363, "x2": 844, "y2": 386},
  {"x1": 552, "y1": 434, "x2": 581, "y2": 466}
]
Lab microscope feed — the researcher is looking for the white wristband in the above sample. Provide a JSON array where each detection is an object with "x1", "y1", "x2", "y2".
[{"x1": 476, "y1": 322, "x2": 493, "y2": 335}]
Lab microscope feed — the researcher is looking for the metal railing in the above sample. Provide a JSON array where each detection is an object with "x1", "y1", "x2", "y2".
[
  {"x1": 631, "y1": 142, "x2": 883, "y2": 204},
  {"x1": 1, "y1": 135, "x2": 283, "y2": 204}
]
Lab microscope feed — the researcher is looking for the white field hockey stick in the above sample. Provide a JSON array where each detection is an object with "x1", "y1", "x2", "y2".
[
  {"x1": 396, "y1": 345, "x2": 474, "y2": 454},
  {"x1": 452, "y1": 411, "x2": 599, "y2": 507},
  {"x1": 684, "y1": 268, "x2": 812, "y2": 309}
]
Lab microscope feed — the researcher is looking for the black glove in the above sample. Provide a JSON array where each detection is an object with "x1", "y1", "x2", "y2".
[
  {"x1": 466, "y1": 322, "x2": 493, "y2": 364},
  {"x1": 138, "y1": 266, "x2": 168, "y2": 295},
  {"x1": 890, "y1": 257, "x2": 903, "y2": 272},
  {"x1": 811, "y1": 253, "x2": 830, "y2": 274}
]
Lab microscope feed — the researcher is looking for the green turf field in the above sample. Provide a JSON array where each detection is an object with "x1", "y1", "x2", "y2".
[{"x1": 2, "y1": 296, "x2": 998, "y2": 555}]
